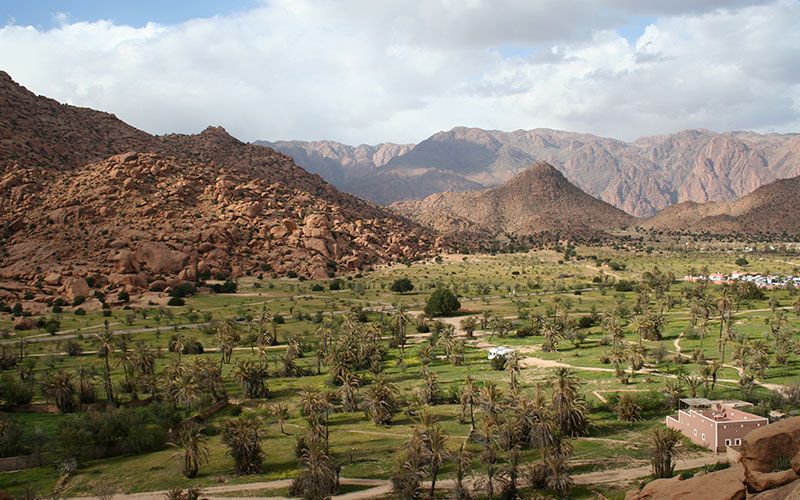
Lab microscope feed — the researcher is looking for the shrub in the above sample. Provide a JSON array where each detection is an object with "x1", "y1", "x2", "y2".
[
  {"x1": 735, "y1": 257, "x2": 749, "y2": 266},
  {"x1": 64, "y1": 340, "x2": 82, "y2": 356},
  {"x1": 117, "y1": 291, "x2": 130, "y2": 303},
  {"x1": 167, "y1": 297, "x2": 185, "y2": 306},
  {"x1": 74, "y1": 308, "x2": 86, "y2": 316},
  {"x1": 311, "y1": 284, "x2": 324, "y2": 292},
  {"x1": 71, "y1": 296, "x2": 85, "y2": 307},
  {"x1": 329, "y1": 279, "x2": 342, "y2": 291},
  {"x1": 210, "y1": 280, "x2": 238, "y2": 293},
  {"x1": 390, "y1": 278, "x2": 414, "y2": 293},
  {"x1": 424, "y1": 288, "x2": 460, "y2": 317},
  {"x1": 0, "y1": 375, "x2": 34, "y2": 407},
  {"x1": 490, "y1": 355, "x2": 507, "y2": 371},
  {"x1": 0, "y1": 417, "x2": 28, "y2": 457},
  {"x1": 169, "y1": 283, "x2": 196, "y2": 298}
]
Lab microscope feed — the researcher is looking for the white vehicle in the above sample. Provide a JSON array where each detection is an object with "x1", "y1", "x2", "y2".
[{"x1": 488, "y1": 346, "x2": 515, "y2": 360}]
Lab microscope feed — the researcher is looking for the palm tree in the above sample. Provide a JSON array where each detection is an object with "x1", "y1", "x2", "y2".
[
  {"x1": 270, "y1": 402, "x2": 292, "y2": 435},
  {"x1": 460, "y1": 317, "x2": 478, "y2": 338},
  {"x1": 451, "y1": 443, "x2": 473, "y2": 500},
  {"x1": 545, "y1": 454, "x2": 573, "y2": 499},
  {"x1": 626, "y1": 343, "x2": 646, "y2": 379},
  {"x1": 616, "y1": 393, "x2": 641, "y2": 422},
  {"x1": 480, "y1": 381, "x2": 504, "y2": 421},
  {"x1": 338, "y1": 370, "x2": 360, "y2": 412},
  {"x1": 222, "y1": 416, "x2": 263, "y2": 475},
  {"x1": 650, "y1": 427, "x2": 684, "y2": 478},
  {"x1": 232, "y1": 359, "x2": 269, "y2": 399},
  {"x1": 663, "y1": 379, "x2": 683, "y2": 410},
  {"x1": 95, "y1": 322, "x2": 116, "y2": 406},
  {"x1": 424, "y1": 425, "x2": 448, "y2": 499},
  {"x1": 215, "y1": 321, "x2": 239, "y2": 367},
  {"x1": 364, "y1": 374, "x2": 399, "y2": 425},
  {"x1": 290, "y1": 439, "x2": 339, "y2": 500},
  {"x1": 171, "y1": 372, "x2": 199, "y2": 417},
  {"x1": 629, "y1": 314, "x2": 647, "y2": 346},
  {"x1": 40, "y1": 371, "x2": 75, "y2": 413},
  {"x1": 169, "y1": 422, "x2": 209, "y2": 478},
  {"x1": 392, "y1": 303, "x2": 411, "y2": 353},
  {"x1": 75, "y1": 366, "x2": 97, "y2": 409},
  {"x1": 459, "y1": 375, "x2": 479, "y2": 430},
  {"x1": 504, "y1": 352, "x2": 521, "y2": 391},
  {"x1": 681, "y1": 375, "x2": 703, "y2": 398},
  {"x1": 550, "y1": 367, "x2": 587, "y2": 437}
]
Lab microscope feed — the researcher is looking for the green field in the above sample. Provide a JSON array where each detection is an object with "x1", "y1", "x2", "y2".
[{"x1": 1, "y1": 244, "x2": 799, "y2": 499}]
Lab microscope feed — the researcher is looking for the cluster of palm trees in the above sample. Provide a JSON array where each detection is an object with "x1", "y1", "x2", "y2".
[{"x1": 392, "y1": 367, "x2": 586, "y2": 499}]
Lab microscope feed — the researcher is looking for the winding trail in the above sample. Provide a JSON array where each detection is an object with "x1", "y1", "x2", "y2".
[{"x1": 63, "y1": 453, "x2": 729, "y2": 500}]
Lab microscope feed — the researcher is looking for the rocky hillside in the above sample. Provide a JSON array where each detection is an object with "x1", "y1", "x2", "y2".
[
  {"x1": 392, "y1": 162, "x2": 635, "y2": 240},
  {"x1": 641, "y1": 174, "x2": 800, "y2": 235},
  {"x1": 262, "y1": 127, "x2": 800, "y2": 216},
  {"x1": 0, "y1": 71, "x2": 156, "y2": 171},
  {"x1": 0, "y1": 73, "x2": 444, "y2": 305}
]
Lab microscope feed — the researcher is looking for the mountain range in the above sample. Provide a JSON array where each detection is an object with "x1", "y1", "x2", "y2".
[
  {"x1": 260, "y1": 126, "x2": 800, "y2": 217},
  {"x1": 0, "y1": 71, "x2": 443, "y2": 305}
]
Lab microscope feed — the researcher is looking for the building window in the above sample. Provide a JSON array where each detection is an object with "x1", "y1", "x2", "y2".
[
  {"x1": 735, "y1": 438, "x2": 741, "y2": 445},
  {"x1": 725, "y1": 439, "x2": 731, "y2": 446},
  {"x1": 694, "y1": 429, "x2": 697, "y2": 436},
  {"x1": 702, "y1": 433, "x2": 706, "y2": 441}
]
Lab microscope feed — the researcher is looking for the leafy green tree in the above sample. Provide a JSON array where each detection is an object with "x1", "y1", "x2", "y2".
[
  {"x1": 390, "y1": 278, "x2": 414, "y2": 293},
  {"x1": 424, "y1": 288, "x2": 460, "y2": 317}
]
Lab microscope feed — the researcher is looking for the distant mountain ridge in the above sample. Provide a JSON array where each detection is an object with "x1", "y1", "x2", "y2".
[
  {"x1": 392, "y1": 162, "x2": 636, "y2": 240},
  {"x1": 259, "y1": 127, "x2": 800, "y2": 217},
  {"x1": 641, "y1": 174, "x2": 800, "y2": 235}
]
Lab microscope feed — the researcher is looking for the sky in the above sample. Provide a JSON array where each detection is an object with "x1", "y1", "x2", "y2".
[{"x1": 1, "y1": 0, "x2": 799, "y2": 145}]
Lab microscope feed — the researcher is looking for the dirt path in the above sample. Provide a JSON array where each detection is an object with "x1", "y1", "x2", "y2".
[{"x1": 64, "y1": 453, "x2": 728, "y2": 500}]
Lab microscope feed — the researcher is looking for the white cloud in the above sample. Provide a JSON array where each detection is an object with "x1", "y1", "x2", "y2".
[{"x1": 0, "y1": 0, "x2": 797, "y2": 144}]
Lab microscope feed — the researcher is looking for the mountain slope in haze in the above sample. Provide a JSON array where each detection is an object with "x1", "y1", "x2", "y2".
[
  {"x1": 0, "y1": 71, "x2": 157, "y2": 171},
  {"x1": 641, "y1": 174, "x2": 800, "y2": 235},
  {"x1": 0, "y1": 73, "x2": 443, "y2": 305},
  {"x1": 392, "y1": 162, "x2": 635, "y2": 239},
  {"x1": 262, "y1": 127, "x2": 800, "y2": 216}
]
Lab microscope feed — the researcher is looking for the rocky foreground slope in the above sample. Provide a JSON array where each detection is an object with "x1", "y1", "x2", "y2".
[
  {"x1": 628, "y1": 416, "x2": 800, "y2": 500},
  {"x1": 0, "y1": 73, "x2": 444, "y2": 306},
  {"x1": 264, "y1": 127, "x2": 800, "y2": 217},
  {"x1": 392, "y1": 162, "x2": 635, "y2": 241}
]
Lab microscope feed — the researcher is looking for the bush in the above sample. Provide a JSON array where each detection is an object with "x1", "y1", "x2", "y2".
[
  {"x1": 424, "y1": 288, "x2": 460, "y2": 317},
  {"x1": 210, "y1": 280, "x2": 238, "y2": 293},
  {"x1": 490, "y1": 355, "x2": 507, "y2": 371},
  {"x1": 390, "y1": 278, "x2": 414, "y2": 293},
  {"x1": 71, "y1": 296, "x2": 85, "y2": 307},
  {"x1": 64, "y1": 340, "x2": 82, "y2": 356},
  {"x1": 182, "y1": 339, "x2": 204, "y2": 355},
  {"x1": 169, "y1": 283, "x2": 196, "y2": 298},
  {"x1": 0, "y1": 375, "x2": 34, "y2": 407},
  {"x1": 167, "y1": 297, "x2": 185, "y2": 306},
  {"x1": 117, "y1": 291, "x2": 130, "y2": 303},
  {"x1": 0, "y1": 418, "x2": 29, "y2": 457},
  {"x1": 577, "y1": 316, "x2": 596, "y2": 328},
  {"x1": 329, "y1": 279, "x2": 342, "y2": 291},
  {"x1": 311, "y1": 284, "x2": 324, "y2": 292},
  {"x1": 74, "y1": 308, "x2": 86, "y2": 316},
  {"x1": 735, "y1": 257, "x2": 749, "y2": 266},
  {"x1": 614, "y1": 280, "x2": 635, "y2": 292}
]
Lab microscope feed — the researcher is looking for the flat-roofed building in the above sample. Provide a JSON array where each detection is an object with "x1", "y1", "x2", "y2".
[{"x1": 666, "y1": 399, "x2": 768, "y2": 452}]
